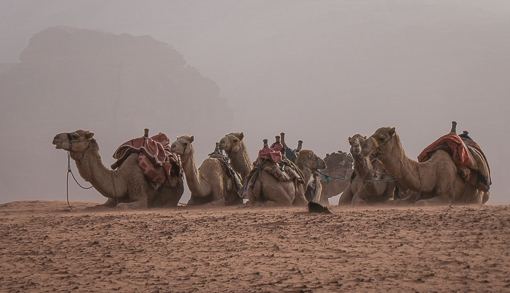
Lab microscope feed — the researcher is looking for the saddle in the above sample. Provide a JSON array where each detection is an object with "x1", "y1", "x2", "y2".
[
  {"x1": 418, "y1": 134, "x2": 491, "y2": 191},
  {"x1": 208, "y1": 146, "x2": 243, "y2": 192},
  {"x1": 111, "y1": 133, "x2": 181, "y2": 188}
]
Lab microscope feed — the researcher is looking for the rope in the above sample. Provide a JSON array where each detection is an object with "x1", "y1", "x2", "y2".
[
  {"x1": 66, "y1": 151, "x2": 93, "y2": 211},
  {"x1": 304, "y1": 164, "x2": 397, "y2": 184}
]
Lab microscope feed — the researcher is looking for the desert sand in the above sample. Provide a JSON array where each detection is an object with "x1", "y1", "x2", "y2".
[{"x1": 0, "y1": 200, "x2": 509, "y2": 292}]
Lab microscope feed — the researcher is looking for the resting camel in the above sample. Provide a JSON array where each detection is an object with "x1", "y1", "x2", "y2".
[
  {"x1": 247, "y1": 149, "x2": 325, "y2": 207},
  {"x1": 218, "y1": 132, "x2": 252, "y2": 181},
  {"x1": 52, "y1": 130, "x2": 184, "y2": 209},
  {"x1": 337, "y1": 134, "x2": 395, "y2": 206},
  {"x1": 319, "y1": 151, "x2": 353, "y2": 204},
  {"x1": 361, "y1": 126, "x2": 486, "y2": 206},
  {"x1": 171, "y1": 135, "x2": 243, "y2": 206}
]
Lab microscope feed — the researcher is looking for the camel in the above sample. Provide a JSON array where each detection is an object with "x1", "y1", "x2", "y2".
[
  {"x1": 247, "y1": 148, "x2": 325, "y2": 207},
  {"x1": 171, "y1": 135, "x2": 243, "y2": 206},
  {"x1": 218, "y1": 132, "x2": 252, "y2": 182},
  {"x1": 361, "y1": 126, "x2": 487, "y2": 206},
  {"x1": 337, "y1": 134, "x2": 396, "y2": 206},
  {"x1": 319, "y1": 151, "x2": 353, "y2": 204},
  {"x1": 52, "y1": 130, "x2": 184, "y2": 209}
]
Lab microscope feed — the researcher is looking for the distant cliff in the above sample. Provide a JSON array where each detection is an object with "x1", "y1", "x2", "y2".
[{"x1": 0, "y1": 26, "x2": 232, "y2": 203}]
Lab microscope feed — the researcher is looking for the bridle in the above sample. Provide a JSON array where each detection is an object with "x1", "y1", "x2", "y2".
[
  {"x1": 65, "y1": 132, "x2": 91, "y2": 161},
  {"x1": 370, "y1": 134, "x2": 393, "y2": 152}
]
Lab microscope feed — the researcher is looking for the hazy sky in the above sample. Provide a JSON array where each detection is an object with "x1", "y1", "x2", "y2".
[{"x1": 1, "y1": 0, "x2": 509, "y2": 204}]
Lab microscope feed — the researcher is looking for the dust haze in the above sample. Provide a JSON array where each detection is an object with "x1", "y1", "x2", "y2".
[{"x1": 0, "y1": 0, "x2": 508, "y2": 204}]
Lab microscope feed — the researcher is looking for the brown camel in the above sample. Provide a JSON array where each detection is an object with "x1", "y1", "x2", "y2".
[
  {"x1": 171, "y1": 135, "x2": 243, "y2": 206},
  {"x1": 337, "y1": 134, "x2": 396, "y2": 206},
  {"x1": 361, "y1": 126, "x2": 486, "y2": 206},
  {"x1": 319, "y1": 151, "x2": 353, "y2": 204},
  {"x1": 247, "y1": 149, "x2": 325, "y2": 207},
  {"x1": 218, "y1": 132, "x2": 252, "y2": 181},
  {"x1": 52, "y1": 130, "x2": 184, "y2": 209}
]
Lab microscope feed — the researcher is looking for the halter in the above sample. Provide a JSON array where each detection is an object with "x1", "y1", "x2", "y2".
[
  {"x1": 371, "y1": 134, "x2": 393, "y2": 151},
  {"x1": 66, "y1": 132, "x2": 89, "y2": 160}
]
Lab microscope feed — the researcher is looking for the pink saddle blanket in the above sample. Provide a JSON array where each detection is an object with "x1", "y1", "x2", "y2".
[
  {"x1": 253, "y1": 142, "x2": 284, "y2": 166},
  {"x1": 111, "y1": 133, "x2": 181, "y2": 186}
]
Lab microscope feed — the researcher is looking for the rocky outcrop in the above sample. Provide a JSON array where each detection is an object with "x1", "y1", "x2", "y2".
[{"x1": 0, "y1": 26, "x2": 232, "y2": 203}]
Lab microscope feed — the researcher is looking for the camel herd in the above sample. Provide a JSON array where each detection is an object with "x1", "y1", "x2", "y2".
[{"x1": 52, "y1": 122, "x2": 490, "y2": 209}]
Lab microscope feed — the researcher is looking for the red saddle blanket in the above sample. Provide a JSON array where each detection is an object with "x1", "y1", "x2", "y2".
[
  {"x1": 417, "y1": 134, "x2": 472, "y2": 166},
  {"x1": 111, "y1": 133, "x2": 180, "y2": 186}
]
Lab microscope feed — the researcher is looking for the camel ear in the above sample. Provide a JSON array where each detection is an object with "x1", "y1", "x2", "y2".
[
  {"x1": 363, "y1": 135, "x2": 367, "y2": 139},
  {"x1": 189, "y1": 136, "x2": 194, "y2": 143},
  {"x1": 348, "y1": 136, "x2": 352, "y2": 142},
  {"x1": 389, "y1": 127, "x2": 395, "y2": 137},
  {"x1": 85, "y1": 131, "x2": 94, "y2": 139},
  {"x1": 235, "y1": 132, "x2": 244, "y2": 141}
]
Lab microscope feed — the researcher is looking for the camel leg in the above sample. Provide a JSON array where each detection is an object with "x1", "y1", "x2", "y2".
[
  {"x1": 338, "y1": 183, "x2": 354, "y2": 206},
  {"x1": 293, "y1": 185, "x2": 308, "y2": 207},
  {"x1": 100, "y1": 198, "x2": 117, "y2": 207},
  {"x1": 117, "y1": 175, "x2": 149, "y2": 209},
  {"x1": 482, "y1": 191, "x2": 490, "y2": 204},
  {"x1": 414, "y1": 195, "x2": 450, "y2": 206},
  {"x1": 351, "y1": 187, "x2": 369, "y2": 207},
  {"x1": 262, "y1": 182, "x2": 294, "y2": 207}
]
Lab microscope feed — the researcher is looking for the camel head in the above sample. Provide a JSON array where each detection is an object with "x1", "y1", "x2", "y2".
[
  {"x1": 219, "y1": 132, "x2": 244, "y2": 153},
  {"x1": 348, "y1": 134, "x2": 367, "y2": 156},
  {"x1": 324, "y1": 151, "x2": 353, "y2": 170},
  {"x1": 361, "y1": 127, "x2": 396, "y2": 157},
  {"x1": 52, "y1": 130, "x2": 95, "y2": 153},
  {"x1": 170, "y1": 135, "x2": 194, "y2": 156},
  {"x1": 296, "y1": 149, "x2": 326, "y2": 171}
]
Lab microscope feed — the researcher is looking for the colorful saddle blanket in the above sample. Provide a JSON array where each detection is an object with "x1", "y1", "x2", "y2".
[
  {"x1": 111, "y1": 133, "x2": 181, "y2": 186},
  {"x1": 418, "y1": 134, "x2": 490, "y2": 191}
]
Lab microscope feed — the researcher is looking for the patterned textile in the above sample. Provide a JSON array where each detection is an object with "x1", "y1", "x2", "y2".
[
  {"x1": 253, "y1": 142, "x2": 284, "y2": 165},
  {"x1": 111, "y1": 133, "x2": 181, "y2": 186}
]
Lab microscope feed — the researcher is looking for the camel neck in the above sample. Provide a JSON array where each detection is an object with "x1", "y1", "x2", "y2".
[
  {"x1": 225, "y1": 143, "x2": 252, "y2": 180},
  {"x1": 377, "y1": 135, "x2": 422, "y2": 191},
  {"x1": 296, "y1": 161, "x2": 312, "y2": 184},
  {"x1": 73, "y1": 145, "x2": 119, "y2": 198},
  {"x1": 180, "y1": 146, "x2": 210, "y2": 195},
  {"x1": 352, "y1": 154, "x2": 372, "y2": 180}
]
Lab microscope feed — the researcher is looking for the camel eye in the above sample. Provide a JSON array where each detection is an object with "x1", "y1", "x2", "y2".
[
  {"x1": 233, "y1": 139, "x2": 238, "y2": 143},
  {"x1": 183, "y1": 142, "x2": 188, "y2": 146},
  {"x1": 378, "y1": 137, "x2": 384, "y2": 141},
  {"x1": 71, "y1": 134, "x2": 79, "y2": 139}
]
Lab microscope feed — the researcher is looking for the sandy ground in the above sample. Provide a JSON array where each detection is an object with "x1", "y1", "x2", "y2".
[{"x1": 0, "y1": 200, "x2": 509, "y2": 293}]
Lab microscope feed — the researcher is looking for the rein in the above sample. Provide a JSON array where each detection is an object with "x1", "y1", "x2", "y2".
[
  {"x1": 313, "y1": 167, "x2": 397, "y2": 184},
  {"x1": 66, "y1": 151, "x2": 93, "y2": 211}
]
